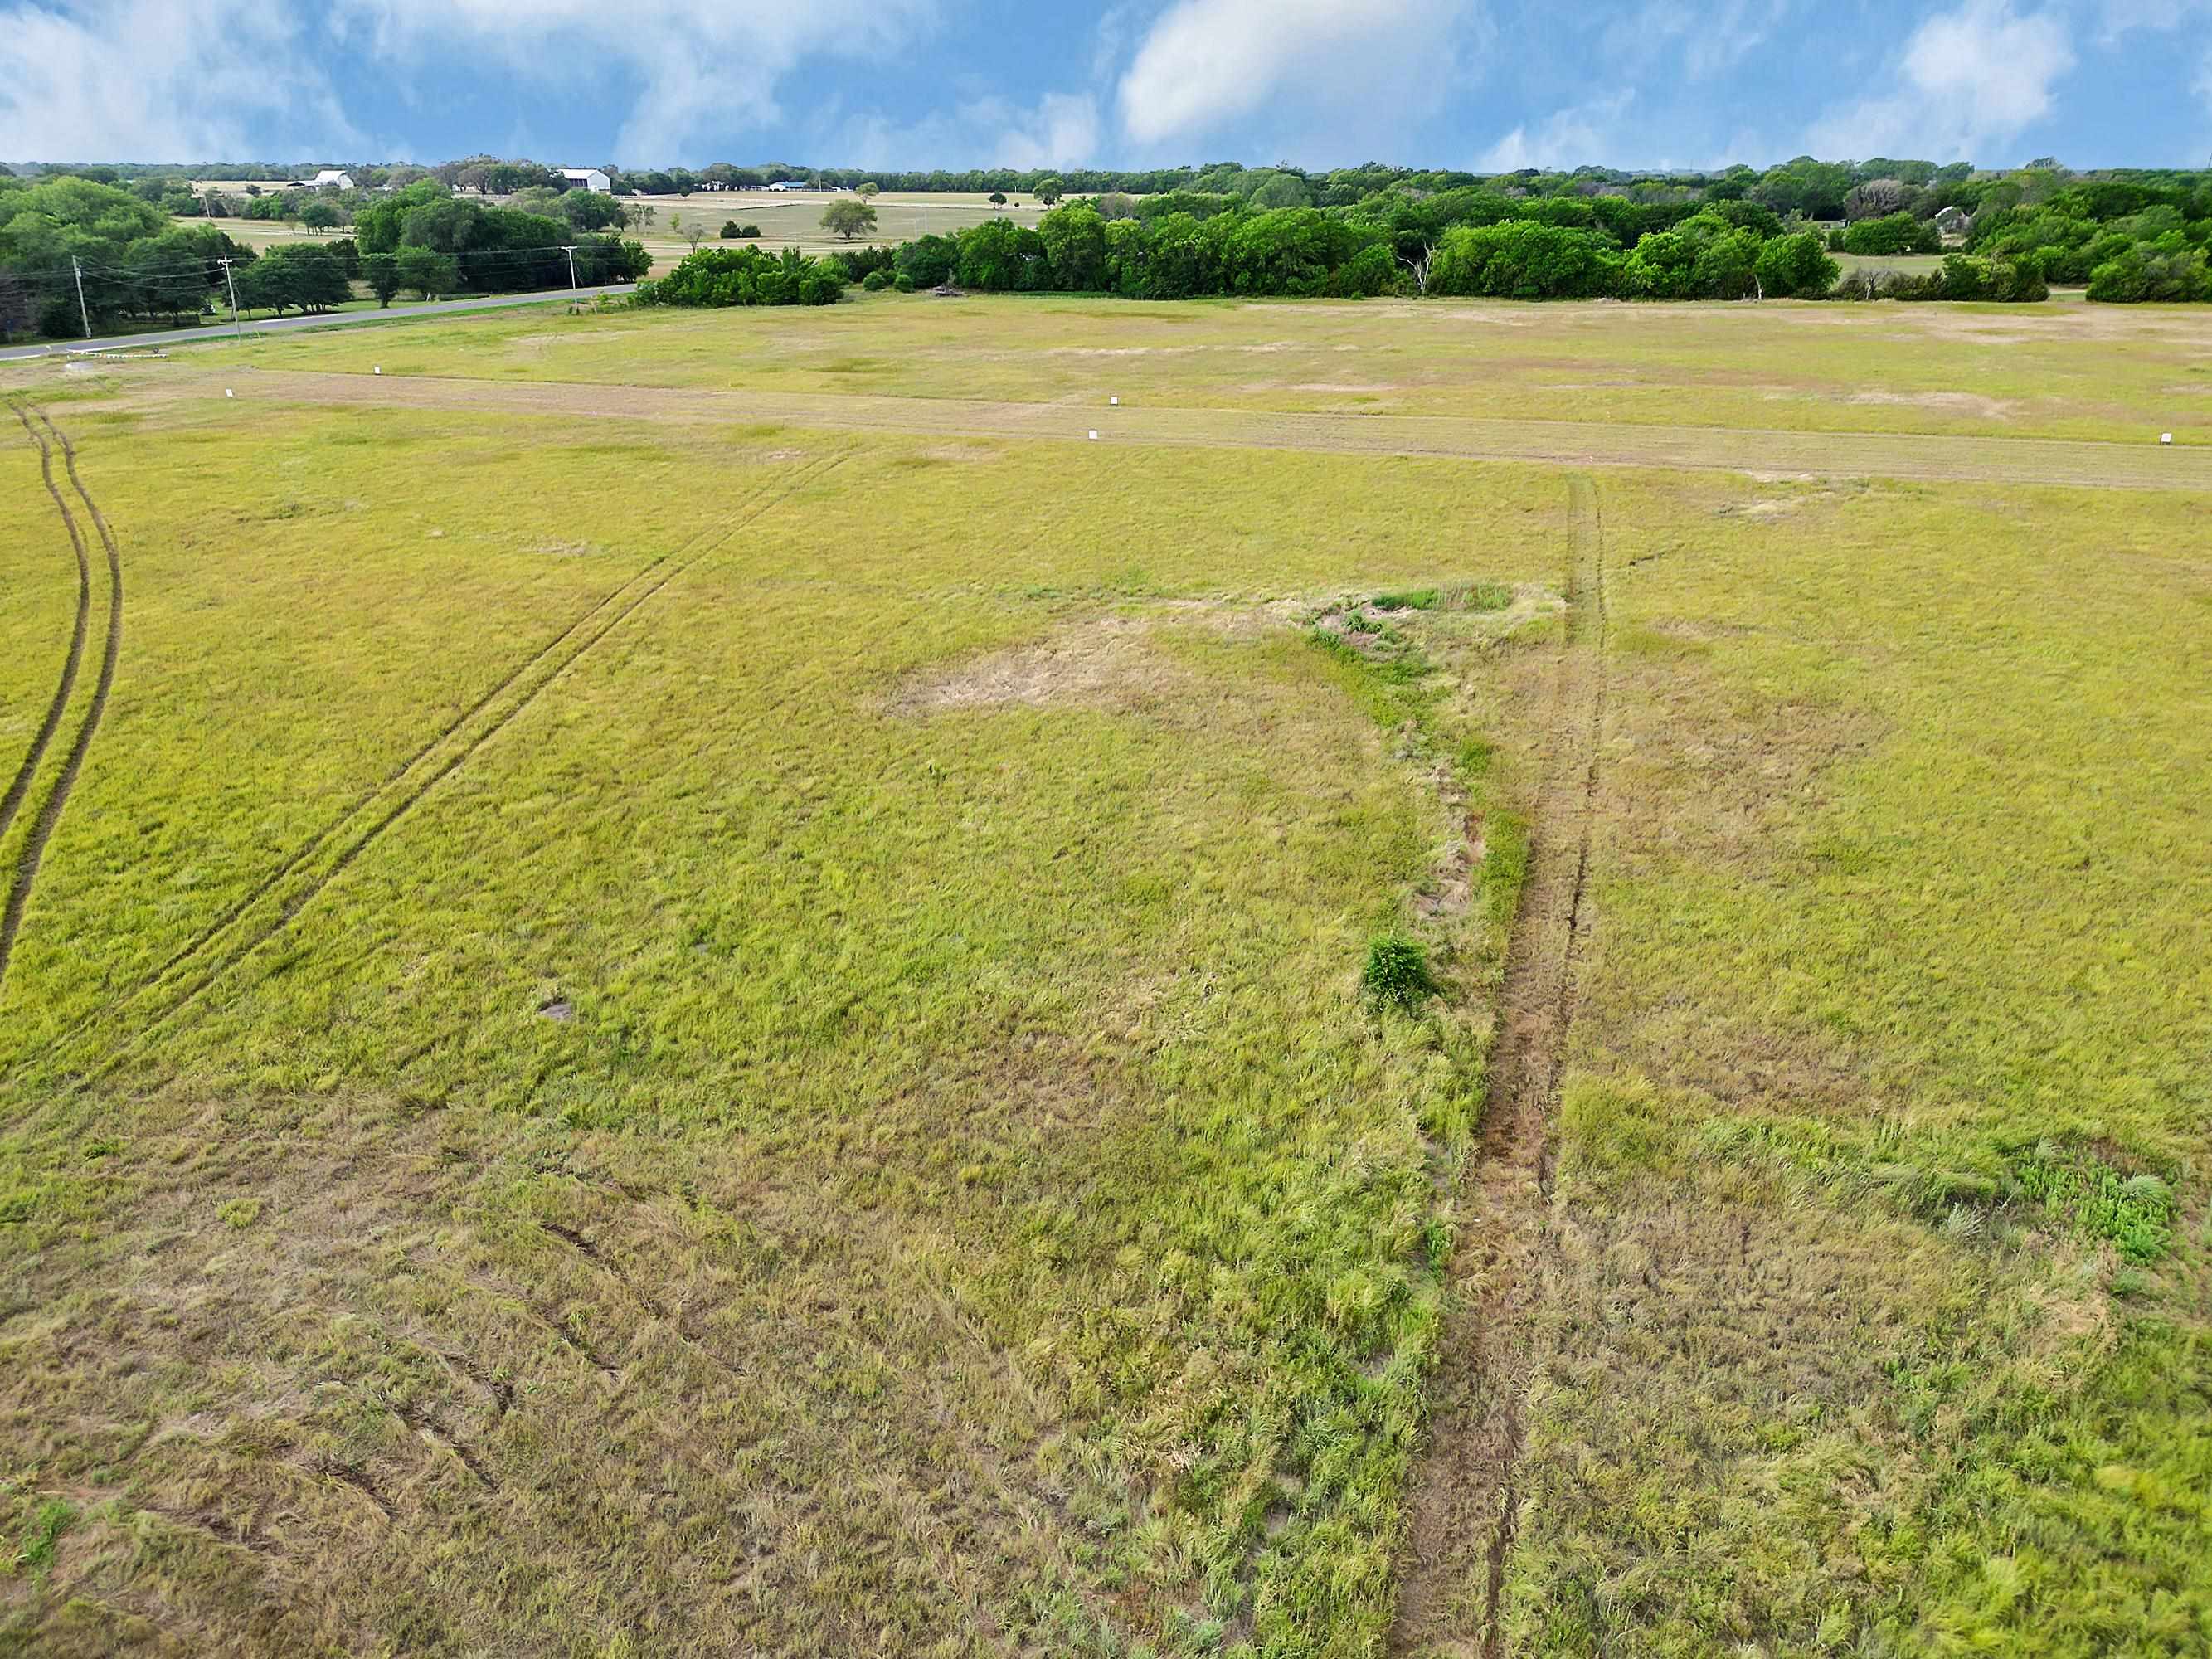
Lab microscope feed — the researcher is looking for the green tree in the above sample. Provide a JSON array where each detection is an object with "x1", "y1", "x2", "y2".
[
  {"x1": 1247, "y1": 172, "x2": 1313, "y2": 210},
  {"x1": 1752, "y1": 231, "x2": 1839, "y2": 298},
  {"x1": 362, "y1": 252, "x2": 402, "y2": 306},
  {"x1": 856, "y1": 181, "x2": 880, "y2": 200},
  {"x1": 234, "y1": 244, "x2": 350, "y2": 315},
  {"x1": 298, "y1": 198, "x2": 343, "y2": 233},
  {"x1": 1037, "y1": 203, "x2": 1106, "y2": 289},
  {"x1": 396, "y1": 246, "x2": 459, "y2": 300},
  {"x1": 1035, "y1": 176, "x2": 1064, "y2": 206},
  {"x1": 821, "y1": 198, "x2": 878, "y2": 240}
]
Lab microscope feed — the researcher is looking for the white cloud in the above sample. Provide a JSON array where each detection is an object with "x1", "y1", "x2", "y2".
[
  {"x1": 992, "y1": 93, "x2": 1103, "y2": 169},
  {"x1": 834, "y1": 90, "x2": 1101, "y2": 169},
  {"x1": 1625, "y1": 0, "x2": 1791, "y2": 80},
  {"x1": 1116, "y1": 0, "x2": 1475, "y2": 155},
  {"x1": 0, "y1": 0, "x2": 359, "y2": 158},
  {"x1": 1475, "y1": 91, "x2": 1633, "y2": 172},
  {"x1": 333, "y1": 0, "x2": 937, "y2": 164},
  {"x1": 0, "y1": 0, "x2": 932, "y2": 164},
  {"x1": 1805, "y1": 0, "x2": 2073, "y2": 163}
]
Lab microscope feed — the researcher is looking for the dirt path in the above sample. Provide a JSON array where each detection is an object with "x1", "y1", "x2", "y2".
[
  {"x1": 0, "y1": 406, "x2": 91, "y2": 853},
  {"x1": 52, "y1": 451, "x2": 847, "y2": 1080},
  {"x1": 1392, "y1": 476, "x2": 1607, "y2": 1657},
  {"x1": 0, "y1": 409, "x2": 122, "y2": 996},
  {"x1": 95, "y1": 368, "x2": 2212, "y2": 491}
]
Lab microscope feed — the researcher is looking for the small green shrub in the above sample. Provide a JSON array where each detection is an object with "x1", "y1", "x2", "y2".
[
  {"x1": 12, "y1": 1500, "x2": 74, "y2": 1575},
  {"x1": 1469, "y1": 581, "x2": 1514, "y2": 611},
  {"x1": 2012, "y1": 1145, "x2": 2176, "y2": 1262},
  {"x1": 861, "y1": 269, "x2": 891, "y2": 291},
  {"x1": 1363, "y1": 934, "x2": 1437, "y2": 1010},
  {"x1": 893, "y1": 272, "x2": 916, "y2": 293},
  {"x1": 1372, "y1": 588, "x2": 1438, "y2": 611}
]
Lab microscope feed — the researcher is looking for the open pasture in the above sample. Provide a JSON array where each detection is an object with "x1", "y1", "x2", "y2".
[
  {"x1": 626, "y1": 188, "x2": 1045, "y2": 267},
  {"x1": 1, "y1": 294, "x2": 2207, "y2": 1658},
  {"x1": 177, "y1": 287, "x2": 2212, "y2": 448}
]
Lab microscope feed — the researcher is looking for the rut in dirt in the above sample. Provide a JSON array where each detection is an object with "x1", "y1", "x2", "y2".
[
  {"x1": 0, "y1": 406, "x2": 92, "y2": 854},
  {"x1": 0, "y1": 409, "x2": 123, "y2": 995},
  {"x1": 1390, "y1": 474, "x2": 1607, "y2": 1658},
  {"x1": 36, "y1": 451, "x2": 850, "y2": 1085}
]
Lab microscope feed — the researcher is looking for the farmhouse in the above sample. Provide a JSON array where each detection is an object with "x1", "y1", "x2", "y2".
[
  {"x1": 311, "y1": 169, "x2": 355, "y2": 190},
  {"x1": 562, "y1": 168, "x2": 613, "y2": 194}
]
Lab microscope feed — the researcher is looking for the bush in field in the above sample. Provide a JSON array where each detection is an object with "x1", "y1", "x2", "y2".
[
  {"x1": 821, "y1": 198, "x2": 878, "y2": 240},
  {"x1": 1427, "y1": 221, "x2": 1624, "y2": 299},
  {"x1": 636, "y1": 245, "x2": 848, "y2": 307},
  {"x1": 861, "y1": 268, "x2": 890, "y2": 290},
  {"x1": 234, "y1": 243, "x2": 351, "y2": 314},
  {"x1": 1835, "y1": 254, "x2": 2049, "y2": 303},
  {"x1": 1755, "y1": 231, "x2": 1840, "y2": 298},
  {"x1": 892, "y1": 271, "x2": 916, "y2": 293},
  {"x1": 1363, "y1": 935, "x2": 1437, "y2": 1010},
  {"x1": 1843, "y1": 212, "x2": 1942, "y2": 255},
  {"x1": 2088, "y1": 240, "x2": 2212, "y2": 302}
]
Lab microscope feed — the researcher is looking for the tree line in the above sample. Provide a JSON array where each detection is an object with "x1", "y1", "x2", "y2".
[{"x1": 0, "y1": 173, "x2": 650, "y2": 339}]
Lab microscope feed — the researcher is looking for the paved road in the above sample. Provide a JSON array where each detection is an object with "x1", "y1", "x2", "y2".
[{"x1": 0, "y1": 285, "x2": 638, "y2": 363}]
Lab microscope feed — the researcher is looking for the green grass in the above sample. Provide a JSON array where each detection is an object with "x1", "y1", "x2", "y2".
[
  {"x1": 0, "y1": 391, "x2": 1551, "y2": 1655},
  {"x1": 164, "y1": 285, "x2": 2212, "y2": 448},
  {"x1": 1, "y1": 294, "x2": 2208, "y2": 1657}
]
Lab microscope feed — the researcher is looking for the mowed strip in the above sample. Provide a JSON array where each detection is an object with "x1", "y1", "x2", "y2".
[{"x1": 109, "y1": 368, "x2": 2212, "y2": 491}]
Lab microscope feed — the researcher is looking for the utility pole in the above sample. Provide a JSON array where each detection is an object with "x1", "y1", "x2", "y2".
[
  {"x1": 71, "y1": 257, "x2": 91, "y2": 339},
  {"x1": 562, "y1": 245, "x2": 579, "y2": 291},
  {"x1": 217, "y1": 257, "x2": 242, "y2": 336}
]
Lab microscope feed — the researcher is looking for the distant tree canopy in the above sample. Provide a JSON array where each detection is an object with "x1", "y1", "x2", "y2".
[
  {"x1": 233, "y1": 243, "x2": 350, "y2": 314},
  {"x1": 1, "y1": 152, "x2": 2207, "y2": 340},
  {"x1": 636, "y1": 246, "x2": 848, "y2": 307},
  {"x1": 877, "y1": 197, "x2": 1846, "y2": 303},
  {"x1": 821, "y1": 198, "x2": 878, "y2": 240},
  {"x1": 353, "y1": 182, "x2": 649, "y2": 293}
]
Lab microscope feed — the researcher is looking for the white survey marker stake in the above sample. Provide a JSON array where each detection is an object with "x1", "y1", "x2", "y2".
[
  {"x1": 374, "y1": 366, "x2": 382, "y2": 375},
  {"x1": 225, "y1": 388, "x2": 234, "y2": 398},
  {"x1": 2161, "y1": 432, "x2": 2173, "y2": 445},
  {"x1": 1110, "y1": 396, "x2": 1119, "y2": 406},
  {"x1": 1088, "y1": 430, "x2": 1099, "y2": 440}
]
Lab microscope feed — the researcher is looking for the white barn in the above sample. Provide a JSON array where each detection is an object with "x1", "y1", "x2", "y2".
[
  {"x1": 311, "y1": 169, "x2": 355, "y2": 190},
  {"x1": 562, "y1": 168, "x2": 613, "y2": 194}
]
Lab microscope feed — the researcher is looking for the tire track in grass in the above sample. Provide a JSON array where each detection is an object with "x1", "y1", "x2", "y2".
[
  {"x1": 1391, "y1": 475, "x2": 1607, "y2": 1658},
  {"x1": 71, "y1": 450, "x2": 849, "y2": 1080},
  {"x1": 0, "y1": 405, "x2": 90, "y2": 851},
  {"x1": 12, "y1": 453, "x2": 824, "y2": 1071},
  {"x1": 0, "y1": 410, "x2": 123, "y2": 998}
]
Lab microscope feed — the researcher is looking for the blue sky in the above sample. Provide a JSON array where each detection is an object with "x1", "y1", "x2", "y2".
[{"x1": 3, "y1": 0, "x2": 2208, "y2": 172}]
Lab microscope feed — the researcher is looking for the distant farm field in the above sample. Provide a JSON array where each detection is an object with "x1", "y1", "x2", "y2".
[
  {"x1": 182, "y1": 189, "x2": 1044, "y2": 282},
  {"x1": 2, "y1": 294, "x2": 2207, "y2": 1658}
]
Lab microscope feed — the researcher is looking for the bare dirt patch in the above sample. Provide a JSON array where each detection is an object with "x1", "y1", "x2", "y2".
[{"x1": 1393, "y1": 478, "x2": 1607, "y2": 1657}]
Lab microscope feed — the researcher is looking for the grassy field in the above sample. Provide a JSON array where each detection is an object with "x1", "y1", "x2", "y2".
[
  {"x1": 187, "y1": 189, "x2": 1042, "y2": 280},
  {"x1": 143, "y1": 287, "x2": 2212, "y2": 447},
  {"x1": 1, "y1": 291, "x2": 2207, "y2": 1657}
]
